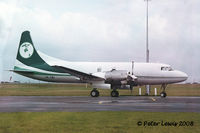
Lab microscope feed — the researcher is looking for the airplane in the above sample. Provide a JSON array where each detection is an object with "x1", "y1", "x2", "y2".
[{"x1": 13, "y1": 31, "x2": 188, "y2": 97}]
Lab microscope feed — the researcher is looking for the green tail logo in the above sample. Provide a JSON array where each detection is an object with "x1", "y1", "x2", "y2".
[{"x1": 19, "y1": 42, "x2": 34, "y2": 58}]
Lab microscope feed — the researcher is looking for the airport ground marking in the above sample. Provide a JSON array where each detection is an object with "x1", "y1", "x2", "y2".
[
  {"x1": 98, "y1": 101, "x2": 103, "y2": 104},
  {"x1": 151, "y1": 97, "x2": 156, "y2": 102}
]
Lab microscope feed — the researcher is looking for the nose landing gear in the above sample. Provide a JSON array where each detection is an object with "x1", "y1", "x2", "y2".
[
  {"x1": 160, "y1": 92, "x2": 167, "y2": 97},
  {"x1": 160, "y1": 84, "x2": 167, "y2": 98}
]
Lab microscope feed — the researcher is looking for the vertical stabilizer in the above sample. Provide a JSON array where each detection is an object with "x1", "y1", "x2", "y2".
[
  {"x1": 15, "y1": 31, "x2": 63, "y2": 72},
  {"x1": 16, "y1": 31, "x2": 46, "y2": 67}
]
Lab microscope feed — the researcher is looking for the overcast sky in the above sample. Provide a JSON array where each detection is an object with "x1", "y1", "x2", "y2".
[{"x1": 0, "y1": 0, "x2": 199, "y2": 83}]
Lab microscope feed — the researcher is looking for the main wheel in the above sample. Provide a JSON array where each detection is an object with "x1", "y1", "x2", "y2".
[
  {"x1": 160, "y1": 92, "x2": 167, "y2": 98},
  {"x1": 90, "y1": 89, "x2": 99, "y2": 97},
  {"x1": 111, "y1": 90, "x2": 119, "y2": 97}
]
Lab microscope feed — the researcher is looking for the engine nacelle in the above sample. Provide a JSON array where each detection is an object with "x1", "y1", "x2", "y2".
[
  {"x1": 105, "y1": 70, "x2": 128, "y2": 83},
  {"x1": 104, "y1": 69, "x2": 138, "y2": 85}
]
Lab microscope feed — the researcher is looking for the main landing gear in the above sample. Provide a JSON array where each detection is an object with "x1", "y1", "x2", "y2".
[
  {"x1": 90, "y1": 88, "x2": 99, "y2": 97},
  {"x1": 90, "y1": 88, "x2": 119, "y2": 97},
  {"x1": 110, "y1": 85, "x2": 119, "y2": 97},
  {"x1": 111, "y1": 90, "x2": 119, "y2": 97},
  {"x1": 160, "y1": 84, "x2": 167, "y2": 98}
]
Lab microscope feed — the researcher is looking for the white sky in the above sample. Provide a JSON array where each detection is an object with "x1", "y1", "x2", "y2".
[{"x1": 0, "y1": 0, "x2": 199, "y2": 83}]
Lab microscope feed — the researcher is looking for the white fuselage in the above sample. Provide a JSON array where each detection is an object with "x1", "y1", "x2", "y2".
[{"x1": 16, "y1": 51, "x2": 188, "y2": 88}]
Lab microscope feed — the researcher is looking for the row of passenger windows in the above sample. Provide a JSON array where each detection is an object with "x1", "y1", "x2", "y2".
[{"x1": 161, "y1": 67, "x2": 173, "y2": 71}]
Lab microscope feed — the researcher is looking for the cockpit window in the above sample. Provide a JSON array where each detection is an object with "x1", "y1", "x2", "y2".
[
  {"x1": 161, "y1": 67, "x2": 173, "y2": 71},
  {"x1": 168, "y1": 67, "x2": 173, "y2": 71}
]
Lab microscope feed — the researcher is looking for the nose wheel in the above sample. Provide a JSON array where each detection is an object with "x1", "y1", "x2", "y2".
[
  {"x1": 160, "y1": 92, "x2": 167, "y2": 97},
  {"x1": 160, "y1": 84, "x2": 167, "y2": 98},
  {"x1": 90, "y1": 89, "x2": 99, "y2": 97}
]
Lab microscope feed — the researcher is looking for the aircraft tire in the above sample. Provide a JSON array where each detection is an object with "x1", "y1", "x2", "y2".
[
  {"x1": 111, "y1": 90, "x2": 119, "y2": 97},
  {"x1": 160, "y1": 92, "x2": 167, "y2": 98},
  {"x1": 90, "y1": 89, "x2": 99, "y2": 97}
]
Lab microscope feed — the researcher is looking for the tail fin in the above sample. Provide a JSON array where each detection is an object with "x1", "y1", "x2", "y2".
[
  {"x1": 16, "y1": 31, "x2": 46, "y2": 67},
  {"x1": 14, "y1": 31, "x2": 65, "y2": 73}
]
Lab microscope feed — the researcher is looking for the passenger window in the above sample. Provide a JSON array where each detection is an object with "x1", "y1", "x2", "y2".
[{"x1": 97, "y1": 67, "x2": 102, "y2": 72}]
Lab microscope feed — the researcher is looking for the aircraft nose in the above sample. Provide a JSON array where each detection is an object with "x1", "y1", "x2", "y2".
[{"x1": 179, "y1": 71, "x2": 188, "y2": 81}]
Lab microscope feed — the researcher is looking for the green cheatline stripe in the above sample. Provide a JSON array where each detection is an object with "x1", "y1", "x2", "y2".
[{"x1": 14, "y1": 66, "x2": 71, "y2": 76}]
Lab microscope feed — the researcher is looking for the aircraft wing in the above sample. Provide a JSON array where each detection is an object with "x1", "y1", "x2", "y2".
[{"x1": 52, "y1": 65, "x2": 104, "y2": 81}]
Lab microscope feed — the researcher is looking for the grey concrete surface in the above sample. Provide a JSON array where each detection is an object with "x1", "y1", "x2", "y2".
[{"x1": 0, "y1": 96, "x2": 199, "y2": 112}]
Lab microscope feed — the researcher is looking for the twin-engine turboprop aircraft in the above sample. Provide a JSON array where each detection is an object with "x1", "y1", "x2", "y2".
[{"x1": 13, "y1": 31, "x2": 188, "y2": 97}]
